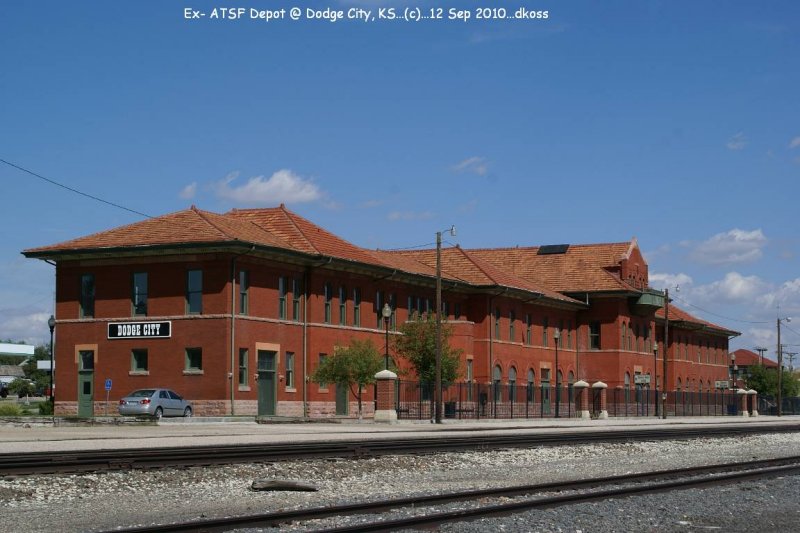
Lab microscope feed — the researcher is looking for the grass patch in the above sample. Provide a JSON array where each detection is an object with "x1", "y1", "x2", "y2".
[{"x1": 0, "y1": 403, "x2": 24, "y2": 416}]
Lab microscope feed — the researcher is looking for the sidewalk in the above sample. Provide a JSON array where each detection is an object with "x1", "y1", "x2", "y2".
[{"x1": 2, "y1": 415, "x2": 799, "y2": 455}]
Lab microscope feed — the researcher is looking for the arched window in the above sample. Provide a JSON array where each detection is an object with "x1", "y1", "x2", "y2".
[
  {"x1": 676, "y1": 377, "x2": 682, "y2": 392},
  {"x1": 526, "y1": 369, "x2": 535, "y2": 402},
  {"x1": 634, "y1": 325, "x2": 640, "y2": 352},
  {"x1": 568, "y1": 371, "x2": 575, "y2": 401},
  {"x1": 624, "y1": 372, "x2": 631, "y2": 402},
  {"x1": 508, "y1": 366, "x2": 517, "y2": 400},
  {"x1": 493, "y1": 365, "x2": 502, "y2": 402}
]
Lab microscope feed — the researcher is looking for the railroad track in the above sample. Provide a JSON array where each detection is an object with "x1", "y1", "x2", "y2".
[
  {"x1": 3, "y1": 423, "x2": 799, "y2": 476},
  {"x1": 107, "y1": 455, "x2": 800, "y2": 532}
]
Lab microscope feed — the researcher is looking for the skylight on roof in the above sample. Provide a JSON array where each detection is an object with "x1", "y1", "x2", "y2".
[{"x1": 537, "y1": 244, "x2": 570, "y2": 255}]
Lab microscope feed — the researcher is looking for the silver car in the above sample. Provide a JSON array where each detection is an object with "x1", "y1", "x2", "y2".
[{"x1": 118, "y1": 388, "x2": 193, "y2": 418}]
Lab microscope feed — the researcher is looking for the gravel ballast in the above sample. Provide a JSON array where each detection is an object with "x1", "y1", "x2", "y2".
[{"x1": 2, "y1": 432, "x2": 800, "y2": 532}]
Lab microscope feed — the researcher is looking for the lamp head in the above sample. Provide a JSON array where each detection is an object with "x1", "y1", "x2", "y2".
[
  {"x1": 382, "y1": 302, "x2": 392, "y2": 319},
  {"x1": 449, "y1": 225, "x2": 456, "y2": 237},
  {"x1": 47, "y1": 315, "x2": 55, "y2": 330},
  {"x1": 553, "y1": 327, "x2": 560, "y2": 340}
]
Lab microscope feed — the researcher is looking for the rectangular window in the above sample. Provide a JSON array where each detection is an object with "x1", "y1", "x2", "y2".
[
  {"x1": 494, "y1": 308, "x2": 501, "y2": 340},
  {"x1": 558, "y1": 320, "x2": 564, "y2": 348},
  {"x1": 132, "y1": 272, "x2": 148, "y2": 316},
  {"x1": 509, "y1": 310, "x2": 516, "y2": 341},
  {"x1": 286, "y1": 352, "x2": 295, "y2": 389},
  {"x1": 567, "y1": 320, "x2": 573, "y2": 349},
  {"x1": 466, "y1": 359, "x2": 473, "y2": 401},
  {"x1": 339, "y1": 286, "x2": 346, "y2": 325},
  {"x1": 131, "y1": 349, "x2": 148, "y2": 372},
  {"x1": 389, "y1": 293, "x2": 397, "y2": 330},
  {"x1": 80, "y1": 274, "x2": 95, "y2": 318},
  {"x1": 318, "y1": 354, "x2": 328, "y2": 389},
  {"x1": 185, "y1": 347, "x2": 202, "y2": 371},
  {"x1": 324, "y1": 283, "x2": 333, "y2": 323},
  {"x1": 186, "y1": 270, "x2": 203, "y2": 314},
  {"x1": 278, "y1": 277, "x2": 287, "y2": 319},
  {"x1": 292, "y1": 279, "x2": 301, "y2": 321},
  {"x1": 589, "y1": 321, "x2": 601, "y2": 350},
  {"x1": 525, "y1": 314, "x2": 532, "y2": 345},
  {"x1": 542, "y1": 317, "x2": 549, "y2": 347},
  {"x1": 238, "y1": 348, "x2": 248, "y2": 387},
  {"x1": 376, "y1": 290, "x2": 384, "y2": 327},
  {"x1": 239, "y1": 271, "x2": 249, "y2": 315},
  {"x1": 454, "y1": 303, "x2": 461, "y2": 320},
  {"x1": 353, "y1": 287, "x2": 361, "y2": 327}
]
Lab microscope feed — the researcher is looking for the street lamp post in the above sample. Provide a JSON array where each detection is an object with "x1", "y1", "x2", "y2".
[
  {"x1": 653, "y1": 344, "x2": 659, "y2": 417},
  {"x1": 382, "y1": 303, "x2": 392, "y2": 370},
  {"x1": 434, "y1": 225, "x2": 456, "y2": 425},
  {"x1": 47, "y1": 315, "x2": 55, "y2": 404},
  {"x1": 777, "y1": 316, "x2": 792, "y2": 417},
  {"x1": 730, "y1": 352, "x2": 737, "y2": 390},
  {"x1": 553, "y1": 327, "x2": 560, "y2": 418},
  {"x1": 662, "y1": 287, "x2": 670, "y2": 420}
]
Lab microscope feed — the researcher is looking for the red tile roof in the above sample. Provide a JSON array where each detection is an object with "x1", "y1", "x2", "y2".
[
  {"x1": 655, "y1": 304, "x2": 739, "y2": 336},
  {"x1": 732, "y1": 348, "x2": 778, "y2": 368},
  {"x1": 468, "y1": 243, "x2": 637, "y2": 293}
]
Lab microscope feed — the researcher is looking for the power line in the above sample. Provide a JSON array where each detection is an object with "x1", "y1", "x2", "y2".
[
  {"x1": 1, "y1": 158, "x2": 152, "y2": 219},
  {"x1": 671, "y1": 293, "x2": 770, "y2": 325}
]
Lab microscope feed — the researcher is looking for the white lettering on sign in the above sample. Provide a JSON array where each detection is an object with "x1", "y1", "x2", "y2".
[
  {"x1": 117, "y1": 324, "x2": 142, "y2": 337},
  {"x1": 142, "y1": 323, "x2": 160, "y2": 336}
]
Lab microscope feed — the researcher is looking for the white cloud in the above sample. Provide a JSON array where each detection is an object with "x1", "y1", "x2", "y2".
[
  {"x1": 179, "y1": 182, "x2": 197, "y2": 199},
  {"x1": 452, "y1": 156, "x2": 488, "y2": 176},
  {"x1": 726, "y1": 132, "x2": 747, "y2": 151},
  {"x1": 458, "y1": 199, "x2": 478, "y2": 213},
  {"x1": 693, "y1": 272, "x2": 771, "y2": 304},
  {"x1": 789, "y1": 136, "x2": 800, "y2": 149},
  {"x1": 649, "y1": 272, "x2": 694, "y2": 291},
  {"x1": 688, "y1": 229, "x2": 767, "y2": 266},
  {"x1": 0, "y1": 310, "x2": 51, "y2": 345},
  {"x1": 214, "y1": 170, "x2": 322, "y2": 205},
  {"x1": 387, "y1": 211, "x2": 434, "y2": 221}
]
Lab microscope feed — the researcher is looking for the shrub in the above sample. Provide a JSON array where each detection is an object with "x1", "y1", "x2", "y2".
[
  {"x1": 0, "y1": 403, "x2": 23, "y2": 416},
  {"x1": 38, "y1": 400, "x2": 54, "y2": 415}
]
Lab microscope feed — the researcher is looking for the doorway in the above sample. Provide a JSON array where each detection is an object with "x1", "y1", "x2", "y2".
[
  {"x1": 257, "y1": 350, "x2": 277, "y2": 416},
  {"x1": 77, "y1": 350, "x2": 94, "y2": 417}
]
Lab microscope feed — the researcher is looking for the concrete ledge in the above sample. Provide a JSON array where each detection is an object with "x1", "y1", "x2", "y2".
[{"x1": 374, "y1": 409, "x2": 398, "y2": 424}]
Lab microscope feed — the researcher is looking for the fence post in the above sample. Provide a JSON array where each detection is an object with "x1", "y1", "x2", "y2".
[
  {"x1": 592, "y1": 381, "x2": 608, "y2": 419},
  {"x1": 374, "y1": 370, "x2": 398, "y2": 423},
  {"x1": 747, "y1": 389, "x2": 758, "y2": 416},
  {"x1": 574, "y1": 380, "x2": 590, "y2": 419}
]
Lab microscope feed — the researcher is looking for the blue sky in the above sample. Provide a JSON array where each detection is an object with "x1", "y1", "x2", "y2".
[{"x1": 2, "y1": 1, "x2": 799, "y2": 358}]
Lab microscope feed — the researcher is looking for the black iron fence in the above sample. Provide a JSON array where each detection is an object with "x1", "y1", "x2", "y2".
[
  {"x1": 395, "y1": 381, "x2": 768, "y2": 420},
  {"x1": 395, "y1": 381, "x2": 576, "y2": 420}
]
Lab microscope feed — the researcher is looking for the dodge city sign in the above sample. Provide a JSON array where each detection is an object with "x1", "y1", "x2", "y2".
[{"x1": 108, "y1": 321, "x2": 171, "y2": 339}]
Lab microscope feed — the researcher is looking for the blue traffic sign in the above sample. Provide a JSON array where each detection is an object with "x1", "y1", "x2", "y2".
[{"x1": 104, "y1": 378, "x2": 112, "y2": 391}]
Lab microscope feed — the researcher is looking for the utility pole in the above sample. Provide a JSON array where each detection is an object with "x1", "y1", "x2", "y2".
[
  {"x1": 662, "y1": 288, "x2": 669, "y2": 420},
  {"x1": 754, "y1": 347, "x2": 768, "y2": 366}
]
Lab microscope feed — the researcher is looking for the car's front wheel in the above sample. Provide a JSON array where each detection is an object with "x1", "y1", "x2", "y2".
[
  {"x1": 183, "y1": 406, "x2": 192, "y2": 418},
  {"x1": 154, "y1": 407, "x2": 163, "y2": 419}
]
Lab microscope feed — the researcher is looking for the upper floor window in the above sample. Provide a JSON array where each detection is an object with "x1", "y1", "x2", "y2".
[
  {"x1": 353, "y1": 287, "x2": 361, "y2": 327},
  {"x1": 239, "y1": 271, "x2": 249, "y2": 315},
  {"x1": 376, "y1": 290, "x2": 385, "y2": 328},
  {"x1": 558, "y1": 320, "x2": 564, "y2": 348},
  {"x1": 79, "y1": 274, "x2": 95, "y2": 318},
  {"x1": 324, "y1": 283, "x2": 333, "y2": 323},
  {"x1": 589, "y1": 321, "x2": 601, "y2": 350},
  {"x1": 525, "y1": 314, "x2": 532, "y2": 345},
  {"x1": 278, "y1": 277, "x2": 288, "y2": 320},
  {"x1": 186, "y1": 270, "x2": 202, "y2": 314},
  {"x1": 454, "y1": 303, "x2": 461, "y2": 320},
  {"x1": 621, "y1": 322, "x2": 627, "y2": 350},
  {"x1": 292, "y1": 279, "x2": 302, "y2": 321},
  {"x1": 338, "y1": 286, "x2": 347, "y2": 325},
  {"x1": 508, "y1": 310, "x2": 516, "y2": 341},
  {"x1": 494, "y1": 308, "x2": 501, "y2": 340},
  {"x1": 542, "y1": 317, "x2": 549, "y2": 347},
  {"x1": 132, "y1": 272, "x2": 148, "y2": 316},
  {"x1": 567, "y1": 320, "x2": 573, "y2": 349},
  {"x1": 286, "y1": 352, "x2": 295, "y2": 389}
]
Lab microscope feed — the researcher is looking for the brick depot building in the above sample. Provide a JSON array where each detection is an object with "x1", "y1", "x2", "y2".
[{"x1": 23, "y1": 205, "x2": 739, "y2": 417}]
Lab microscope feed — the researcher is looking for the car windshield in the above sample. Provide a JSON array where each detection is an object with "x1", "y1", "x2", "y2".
[{"x1": 127, "y1": 389, "x2": 156, "y2": 398}]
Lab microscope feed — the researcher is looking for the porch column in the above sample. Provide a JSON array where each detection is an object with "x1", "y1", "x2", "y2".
[
  {"x1": 736, "y1": 388, "x2": 749, "y2": 417},
  {"x1": 747, "y1": 389, "x2": 758, "y2": 417}
]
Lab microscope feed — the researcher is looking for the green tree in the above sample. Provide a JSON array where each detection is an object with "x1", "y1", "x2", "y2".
[
  {"x1": 747, "y1": 365, "x2": 800, "y2": 398},
  {"x1": 311, "y1": 339, "x2": 384, "y2": 419},
  {"x1": 393, "y1": 314, "x2": 462, "y2": 384},
  {"x1": 8, "y1": 378, "x2": 35, "y2": 397}
]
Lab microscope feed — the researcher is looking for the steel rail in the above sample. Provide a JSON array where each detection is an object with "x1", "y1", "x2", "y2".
[
  {"x1": 104, "y1": 456, "x2": 800, "y2": 533},
  {"x1": 2, "y1": 423, "x2": 799, "y2": 476}
]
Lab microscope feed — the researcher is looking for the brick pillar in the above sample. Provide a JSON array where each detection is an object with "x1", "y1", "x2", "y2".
[
  {"x1": 592, "y1": 381, "x2": 608, "y2": 419},
  {"x1": 573, "y1": 380, "x2": 590, "y2": 419},
  {"x1": 747, "y1": 389, "x2": 758, "y2": 417},
  {"x1": 374, "y1": 370, "x2": 398, "y2": 424},
  {"x1": 737, "y1": 388, "x2": 749, "y2": 417}
]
